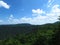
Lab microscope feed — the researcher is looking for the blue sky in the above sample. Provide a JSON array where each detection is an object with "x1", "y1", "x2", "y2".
[{"x1": 0, "y1": 0, "x2": 60, "y2": 25}]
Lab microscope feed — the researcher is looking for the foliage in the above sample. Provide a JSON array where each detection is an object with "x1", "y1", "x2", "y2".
[{"x1": 0, "y1": 22, "x2": 60, "y2": 45}]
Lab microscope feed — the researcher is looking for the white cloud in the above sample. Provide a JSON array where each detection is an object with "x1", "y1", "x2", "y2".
[
  {"x1": 48, "y1": 0, "x2": 52, "y2": 3},
  {"x1": 20, "y1": 16, "x2": 47, "y2": 25},
  {"x1": 7, "y1": 4, "x2": 60, "y2": 25},
  {"x1": 52, "y1": 5, "x2": 60, "y2": 14},
  {"x1": 0, "y1": 1, "x2": 10, "y2": 9},
  {"x1": 46, "y1": 4, "x2": 60, "y2": 22},
  {"x1": 0, "y1": 20, "x2": 3, "y2": 23},
  {"x1": 19, "y1": 5, "x2": 60, "y2": 25},
  {"x1": 47, "y1": 4, "x2": 60, "y2": 17},
  {"x1": 9, "y1": 14, "x2": 14, "y2": 20},
  {"x1": 8, "y1": 14, "x2": 20, "y2": 24},
  {"x1": 48, "y1": 0, "x2": 54, "y2": 7},
  {"x1": 32, "y1": 9, "x2": 45, "y2": 15}
]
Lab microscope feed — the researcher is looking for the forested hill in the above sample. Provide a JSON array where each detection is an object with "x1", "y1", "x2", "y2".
[
  {"x1": 0, "y1": 21, "x2": 60, "y2": 45},
  {"x1": 0, "y1": 22, "x2": 60, "y2": 39}
]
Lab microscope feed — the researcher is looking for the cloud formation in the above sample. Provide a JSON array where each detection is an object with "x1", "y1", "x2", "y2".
[
  {"x1": 7, "y1": 0, "x2": 60, "y2": 25},
  {"x1": 32, "y1": 9, "x2": 45, "y2": 14},
  {"x1": 8, "y1": 4, "x2": 60, "y2": 25},
  {"x1": 0, "y1": 1, "x2": 10, "y2": 9},
  {"x1": 0, "y1": 20, "x2": 3, "y2": 23},
  {"x1": 8, "y1": 14, "x2": 20, "y2": 24},
  {"x1": 48, "y1": 0, "x2": 54, "y2": 7}
]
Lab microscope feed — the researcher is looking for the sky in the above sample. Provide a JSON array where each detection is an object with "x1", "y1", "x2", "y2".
[{"x1": 0, "y1": 0, "x2": 60, "y2": 25}]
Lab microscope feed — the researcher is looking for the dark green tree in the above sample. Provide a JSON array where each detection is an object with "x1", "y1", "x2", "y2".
[{"x1": 50, "y1": 16, "x2": 60, "y2": 45}]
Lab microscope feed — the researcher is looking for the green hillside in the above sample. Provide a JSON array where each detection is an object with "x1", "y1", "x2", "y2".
[{"x1": 0, "y1": 22, "x2": 60, "y2": 45}]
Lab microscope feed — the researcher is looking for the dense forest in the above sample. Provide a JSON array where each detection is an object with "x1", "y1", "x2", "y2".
[{"x1": 0, "y1": 21, "x2": 60, "y2": 45}]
